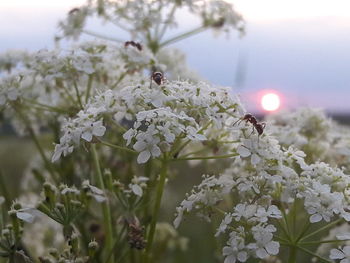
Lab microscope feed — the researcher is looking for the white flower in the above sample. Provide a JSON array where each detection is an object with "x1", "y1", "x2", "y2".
[
  {"x1": 82, "y1": 180, "x2": 106, "y2": 203},
  {"x1": 255, "y1": 205, "x2": 282, "y2": 223},
  {"x1": 130, "y1": 184, "x2": 143, "y2": 197},
  {"x1": 248, "y1": 225, "x2": 279, "y2": 259},
  {"x1": 133, "y1": 134, "x2": 161, "y2": 164},
  {"x1": 81, "y1": 120, "x2": 106, "y2": 142},
  {"x1": 216, "y1": 213, "x2": 233, "y2": 236},
  {"x1": 232, "y1": 203, "x2": 257, "y2": 222},
  {"x1": 223, "y1": 234, "x2": 248, "y2": 263},
  {"x1": 16, "y1": 208, "x2": 39, "y2": 223},
  {"x1": 330, "y1": 246, "x2": 350, "y2": 263}
]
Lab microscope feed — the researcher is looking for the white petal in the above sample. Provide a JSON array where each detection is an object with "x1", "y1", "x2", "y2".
[
  {"x1": 133, "y1": 141, "x2": 147, "y2": 152},
  {"x1": 93, "y1": 195, "x2": 106, "y2": 203},
  {"x1": 337, "y1": 233, "x2": 350, "y2": 240},
  {"x1": 237, "y1": 146, "x2": 251, "y2": 158},
  {"x1": 237, "y1": 251, "x2": 248, "y2": 262},
  {"x1": 256, "y1": 248, "x2": 268, "y2": 259},
  {"x1": 151, "y1": 145, "x2": 161, "y2": 157},
  {"x1": 310, "y1": 213, "x2": 322, "y2": 223},
  {"x1": 330, "y1": 249, "x2": 345, "y2": 259},
  {"x1": 251, "y1": 154, "x2": 261, "y2": 165},
  {"x1": 82, "y1": 132, "x2": 93, "y2": 142},
  {"x1": 16, "y1": 212, "x2": 34, "y2": 223},
  {"x1": 137, "y1": 151, "x2": 151, "y2": 164},
  {"x1": 265, "y1": 241, "x2": 279, "y2": 255},
  {"x1": 342, "y1": 246, "x2": 350, "y2": 256},
  {"x1": 93, "y1": 125, "x2": 106, "y2": 137},
  {"x1": 89, "y1": 185, "x2": 104, "y2": 195},
  {"x1": 131, "y1": 184, "x2": 143, "y2": 197},
  {"x1": 224, "y1": 255, "x2": 236, "y2": 263}
]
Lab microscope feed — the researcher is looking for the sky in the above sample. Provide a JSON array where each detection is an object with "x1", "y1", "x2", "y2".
[{"x1": 1, "y1": 0, "x2": 350, "y2": 113}]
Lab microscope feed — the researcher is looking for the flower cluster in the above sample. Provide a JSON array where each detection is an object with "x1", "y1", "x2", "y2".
[
  {"x1": 52, "y1": 80, "x2": 244, "y2": 163},
  {"x1": 174, "y1": 119, "x2": 350, "y2": 262},
  {"x1": 57, "y1": 0, "x2": 244, "y2": 44}
]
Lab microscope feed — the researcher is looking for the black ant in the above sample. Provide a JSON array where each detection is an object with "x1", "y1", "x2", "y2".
[
  {"x1": 124, "y1": 41, "x2": 143, "y2": 51},
  {"x1": 234, "y1": 113, "x2": 266, "y2": 137},
  {"x1": 150, "y1": 71, "x2": 165, "y2": 87}
]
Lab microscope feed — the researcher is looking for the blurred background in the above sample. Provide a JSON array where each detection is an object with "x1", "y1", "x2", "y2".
[
  {"x1": 0, "y1": 2, "x2": 349, "y2": 262},
  {"x1": 1, "y1": 0, "x2": 350, "y2": 116}
]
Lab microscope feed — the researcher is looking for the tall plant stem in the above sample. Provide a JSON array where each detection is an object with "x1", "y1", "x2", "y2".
[
  {"x1": 91, "y1": 145, "x2": 113, "y2": 263},
  {"x1": 14, "y1": 107, "x2": 58, "y2": 183},
  {"x1": 145, "y1": 158, "x2": 168, "y2": 262},
  {"x1": 85, "y1": 74, "x2": 94, "y2": 104},
  {"x1": 288, "y1": 245, "x2": 297, "y2": 263}
]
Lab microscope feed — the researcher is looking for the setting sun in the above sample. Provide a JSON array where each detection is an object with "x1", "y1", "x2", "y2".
[{"x1": 261, "y1": 92, "x2": 281, "y2": 112}]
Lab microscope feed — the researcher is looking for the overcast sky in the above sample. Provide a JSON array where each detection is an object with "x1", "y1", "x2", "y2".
[{"x1": 1, "y1": 0, "x2": 350, "y2": 113}]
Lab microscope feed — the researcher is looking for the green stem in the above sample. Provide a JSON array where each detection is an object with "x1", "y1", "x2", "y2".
[
  {"x1": 73, "y1": 81, "x2": 83, "y2": 109},
  {"x1": 280, "y1": 205, "x2": 291, "y2": 238},
  {"x1": 145, "y1": 158, "x2": 168, "y2": 262},
  {"x1": 99, "y1": 139, "x2": 137, "y2": 154},
  {"x1": 23, "y1": 99, "x2": 69, "y2": 114},
  {"x1": 288, "y1": 245, "x2": 297, "y2": 263},
  {"x1": 295, "y1": 220, "x2": 311, "y2": 242},
  {"x1": 82, "y1": 29, "x2": 124, "y2": 43},
  {"x1": 299, "y1": 218, "x2": 342, "y2": 242},
  {"x1": 14, "y1": 107, "x2": 57, "y2": 183},
  {"x1": 111, "y1": 72, "x2": 128, "y2": 89},
  {"x1": 158, "y1": 3, "x2": 177, "y2": 40},
  {"x1": 275, "y1": 218, "x2": 292, "y2": 242},
  {"x1": 300, "y1": 239, "x2": 350, "y2": 246},
  {"x1": 85, "y1": 74, "x2": 94, "y2": 104},
  {"x1": 0, "y1": 172, "x2": 11, "y2": 211},
  {"x1": 297, "y1": 246, "x2": 332, "y2": 263},
  {"x1": 159, "y1": 26, "x2": 206, "y2": 48},
  {"x1": 91, "y1": 145, "x2": 113, "y2": 263},
  {"x1": 171, "y1": 152, "x2": 238, "y2": 161}
]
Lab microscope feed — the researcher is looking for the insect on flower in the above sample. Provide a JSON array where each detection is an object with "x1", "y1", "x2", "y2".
[
  {"x1": 124, "y1": 41, "x2": 143, "y2": 51},
  {"x1": 234, "y1": 113, "x2": 266, "y2": 136},
  {"x1": 151, "y1": 71, "x2": 164, "y2": 85}
]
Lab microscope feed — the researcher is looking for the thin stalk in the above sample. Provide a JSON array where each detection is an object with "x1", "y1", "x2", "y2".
[
  {"x1": 91, "y1": 145, "x2": 113, "y2": 263},
  {"x1": 275, "y1": 218, "x2": 292, "y2": 242},
  {"x1": 288, "y1": 245, "x2": 297, "y2": 263},
  {"x1": 299, "y1": 218, "x2": 342, "y2": 242},
  {"x1": 14, "y1": 107, "x2": 57, "y2": 183},
  {"x1": 60, "y1": 82, "x2": 78, "y2": 105},
  {"x1": 23, "y1": 99, "x2": 69, "y2": 114},
  {"x1": 178, "y1": 148, "x2": 209, "y2": 158},
  {"x1": 171, "y1": 121, "x2": 212, "y2": 157},
  {"x1": 295, "y1": 220, "x2": 311, "y2": 242},
  {"x1": 145, "y1": 158, "x2": 168, "y2": 263},
  {"x1": 300, "y1": 239, "x2": 350, "y2": 246},
  {"x1": 159, "y1": 26, "x2": 206, "y2": 48},
  {"x1": 85, "y1": 74, "x2": 94, "y2": 104},
  {"x1": 111, "y1": 72, "x2": 128, "y2": 89},
  {"x1": 171, "y1": 152, "x2": 238, "y2": 162},
  {"x1": 73, "y1": 81, "x2": 83, "y2": 109},
  {"x1": 99, "y1": 139, "x2": 137, "y2": 154},
  {"x1": 280, "y1": 206, "x2": 291, "y2": 238},
  {"x1": 297, "y1": 246, "x2": 332, "y2": 263},
  {"x1": 158, "y1": 3, "x2": 177, "y2": 40},
  {"x1": 0, "y1": 172, "x2": 11, "y2": 211},
  {"x1": 82, "y1": 29, "x2": 124, "y2": 43}
]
